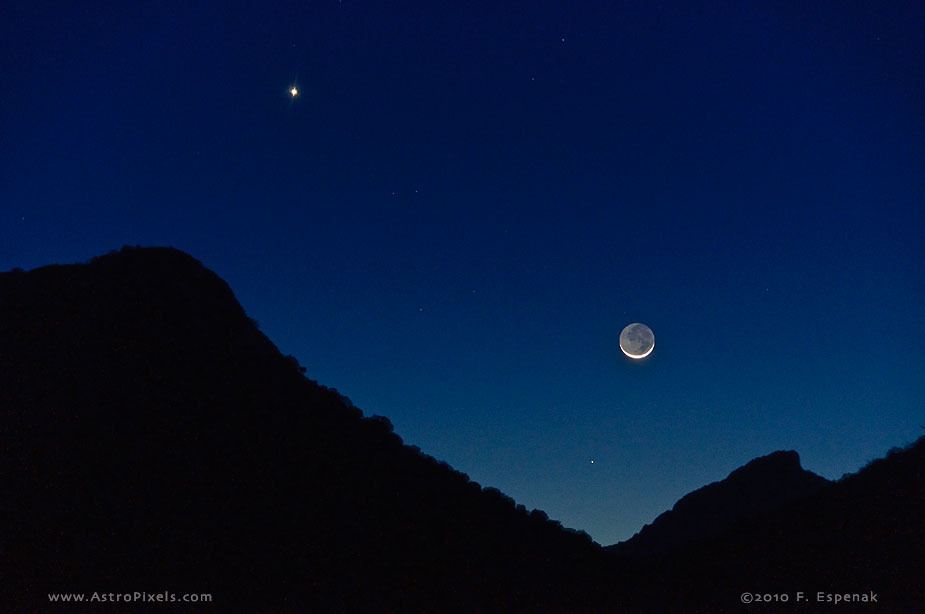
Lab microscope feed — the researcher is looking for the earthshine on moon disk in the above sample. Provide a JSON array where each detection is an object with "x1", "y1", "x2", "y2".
[{"x1": 620, "y1": 323, "x2": 655, "y2": 359}]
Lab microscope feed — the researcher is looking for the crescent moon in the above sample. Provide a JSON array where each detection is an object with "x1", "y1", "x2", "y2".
[{"x1": 619, "y1": 323, "x2": 655, "y2": 359}]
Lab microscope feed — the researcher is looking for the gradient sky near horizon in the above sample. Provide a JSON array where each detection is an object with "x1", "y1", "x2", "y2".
[{"x1": 3, "y1": 1, "x2": 923, "y2": 545}]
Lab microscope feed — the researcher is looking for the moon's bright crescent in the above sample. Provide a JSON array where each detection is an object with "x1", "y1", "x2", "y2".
[
  {"x1": 619, "y1": 323, "x2": 655, "y2": 359},
  {"x1": 622, "y1": 344, "x2": 654, "y2": 359}
]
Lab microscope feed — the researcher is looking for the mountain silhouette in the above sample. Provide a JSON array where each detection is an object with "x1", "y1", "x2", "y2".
[
  {"x1": 611, "y1": 436, "x2": 925, "y2": 613},
  {"x1": 2, "y1": 246, "x2": 922, "y2": 612},
  {"x1": 0, "y1": 246, "x2": 603, "y2": 611},
  {"x1": 605, "y1": 450, "x2": 831, "y2": 559}
]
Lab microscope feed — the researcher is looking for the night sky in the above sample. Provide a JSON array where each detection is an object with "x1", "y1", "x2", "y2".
[{"x1": 3, "y1": 1, "x2": 923, "y2": 545}]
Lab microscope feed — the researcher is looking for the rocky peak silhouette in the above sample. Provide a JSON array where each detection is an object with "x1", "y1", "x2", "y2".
[{"x1": 606, "y1": 449, "x2": 831, "y2": 558}]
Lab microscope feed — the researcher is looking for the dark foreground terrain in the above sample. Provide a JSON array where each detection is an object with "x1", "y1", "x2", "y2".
[{"x1": 2, "y1": 247, "x2": 922, "y2": 612}]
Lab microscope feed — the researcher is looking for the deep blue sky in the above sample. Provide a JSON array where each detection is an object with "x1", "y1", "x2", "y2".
[{"x1": 3, "y1": 1, "x2": 923, "y2": 545}]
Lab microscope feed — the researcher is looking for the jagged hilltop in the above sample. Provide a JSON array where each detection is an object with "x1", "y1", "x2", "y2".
[{"x1": 607, "y1": 450, "x2": 831, "y2": 558}]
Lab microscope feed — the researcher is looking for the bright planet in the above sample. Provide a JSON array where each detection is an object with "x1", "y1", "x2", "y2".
[{"x1": 619, "y1": 323, "x2": 655, "y2": 359}]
